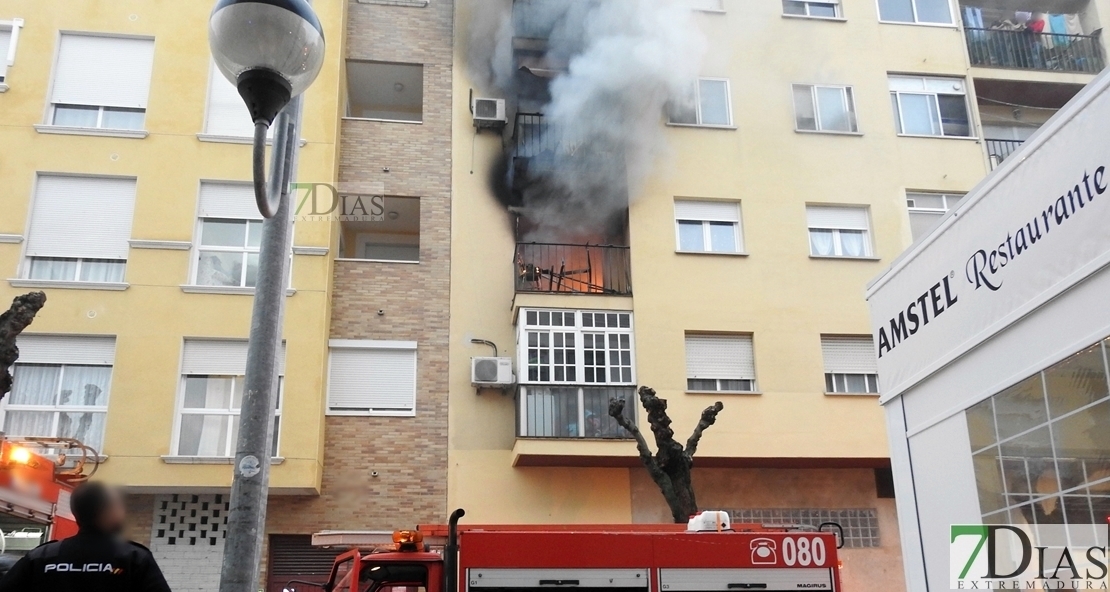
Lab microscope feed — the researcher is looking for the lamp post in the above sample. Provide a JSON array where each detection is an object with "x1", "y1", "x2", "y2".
[{"x1": 208, "y1": 2, "x2": 324, "y2": 592}]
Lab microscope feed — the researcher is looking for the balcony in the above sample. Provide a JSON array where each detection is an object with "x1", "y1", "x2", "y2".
[
  {"x1": 517, "y1": 386, "x2": 636, "y2": 439},
  {"x1": 515, "y1": 243, "x2": 632, "y2": 295},
  {"x1": 964, "y1": 27, "x2": 1104, "y2": 74},
  {"x1": 986, "y1": 138, "x2": 1025, "y2": 168}
]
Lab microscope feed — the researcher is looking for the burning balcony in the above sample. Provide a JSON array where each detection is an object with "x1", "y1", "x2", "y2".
[
  {"x1": 515, "y1": 243, "x2": 632, "y2": 295},
  {"x1": 518, "y1": 386, "x2": 637, "y2": 439}
]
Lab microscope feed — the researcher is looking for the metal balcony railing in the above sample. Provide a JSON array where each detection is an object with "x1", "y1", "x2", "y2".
[
  {"x1": 985, "y1": 138, "x2": 1026, "y2": 169},
  {"x1": 515, "y1": 243, "x2": 632, "y2": 295},
  {"x1": 964, "y1": 27, "x2": 1104, "y2": 74},
  {"x1": 518, "y1": 386, "x2": 636, "y2": 439}
]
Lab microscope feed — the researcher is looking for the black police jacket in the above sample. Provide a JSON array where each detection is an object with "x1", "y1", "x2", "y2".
[{"x1": 0, "y1": 531, "x2": 171, "y2": 592}]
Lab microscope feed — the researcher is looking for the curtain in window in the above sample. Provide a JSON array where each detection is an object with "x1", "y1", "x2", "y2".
[
  {"x1": 9, "y1": 365, "x2": 60, "y2": 406},
  {"x1": 840, "y1": 230, "x2": 866, "y2": 257},
  {"x1": 196, "y1": 253, "x2": 243, "y2": 287},
  {"x1": 178, "y1": 377, "x2": 236, "y2": 456},
  {"x1": 79, "y1": 260, "x2": 125, "y2": 283},
  {"x1": 809, "y1": 230, "x2": 835, "y2": 256},
  {"x1": 4, "y1": 411, "x2": 55, "y2": 438},
  {"x1": 27, "y1": 258, "x2": 77, "y2": 281}
]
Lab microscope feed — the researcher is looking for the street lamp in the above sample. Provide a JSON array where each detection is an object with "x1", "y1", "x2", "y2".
[{"x1": 208, "y1": 3, "x2": 324, "y2": 592}]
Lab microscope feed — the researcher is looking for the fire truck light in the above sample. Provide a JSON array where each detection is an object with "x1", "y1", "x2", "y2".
[
  {"x1": 10, "y1": 446, "x2": 32, "y2": 465},
  {"x1": 393, "y1": 530, "x2": 423, "y2": 551}
]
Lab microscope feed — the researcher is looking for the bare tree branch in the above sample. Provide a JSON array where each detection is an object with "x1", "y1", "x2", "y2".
[
  {"x1": 609, "y1": 397, "x2": 668, "y2": 484},
  {"x1": 685, "y1": 401, "x2": 723, "y2": 459},
  {"x1": 0, "y1": 292, "x2": 47, "y2": 401}
]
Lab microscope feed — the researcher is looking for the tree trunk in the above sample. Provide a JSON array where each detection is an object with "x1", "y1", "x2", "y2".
[
  {"x1": 610, "y1": 386, "x2": 723, "y2": 523},
  {"x1": 0, "y1": 292, "x2": 47, "y2": 401}
]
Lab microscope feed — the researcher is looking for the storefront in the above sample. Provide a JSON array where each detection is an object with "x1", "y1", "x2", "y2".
[{"x1": 866, "y1": 70, "x2": 1110, "y2": 590}]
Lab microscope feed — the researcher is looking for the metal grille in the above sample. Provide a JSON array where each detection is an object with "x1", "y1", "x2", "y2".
[
  {"x1": 985, "y1": 139, "x2": 1025, "y2": 169},
  {"x1": 727, "y1": 508, "x2": 880, "y2": 548},
  {"x1": 964, "y1": 28, "x2": 1104, "y2": 74}
]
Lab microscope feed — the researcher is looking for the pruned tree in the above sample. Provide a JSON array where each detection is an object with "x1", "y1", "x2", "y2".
[
  {"x1": 0, "y1": 292, "x2": 47, "y2": 401},
  {"x1": 609, "y1": 385, "x2": 723, "y2": 523}
]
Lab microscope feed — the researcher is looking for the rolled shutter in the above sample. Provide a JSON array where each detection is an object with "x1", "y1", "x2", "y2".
[
  {"x1": 26, "y1": 175, "x2": 136, "y2": 260},
  {"x1": 327, "y1": 346, "x2": 417, "y2": 413},
  {"x1": 204, "y1": 64, "x2": 264, "y2": 138},
  {"x1": 685, "y1": 334, "x2": 755, "y2": 380},
  {"x1": 182, "y1": 339, "x2": 286, "y2": 375},
  {"x1": 806, "y1": 205, "x2": 869, "y2": 230},
  {"x1": 821, "y1": 336, "x2": 878, "y2": 374},
  {"x1": 198, "y1": 182, "x2": 262, "y2": 220},
  {"x1": 674, "y1": 200, "x2": 739, "y2": 222},
  {"x1": 51, "y1": 34, "x2": 155, "y2": 109},
  {"x1": 15, "y1": 335, "x2": 115, "y2": 365}
]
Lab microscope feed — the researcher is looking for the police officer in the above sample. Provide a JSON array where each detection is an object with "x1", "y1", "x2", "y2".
[{"x1": 0, "y1": 481, "x2": 171, "y2": 592}]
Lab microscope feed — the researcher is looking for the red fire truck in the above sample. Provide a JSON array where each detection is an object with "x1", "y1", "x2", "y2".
[{"x1": 306, "y1": 510, "x2": 843, "y2": 592}]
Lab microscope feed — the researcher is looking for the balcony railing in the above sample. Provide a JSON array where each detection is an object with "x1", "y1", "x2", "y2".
[
  {"x1": 964, "y1": 27, "x2": 1104, "y2": 74},
  {"x1": 516, "y1": 243, "x2": 632, "y2": 295},
  {"x1": 986, "y1": 138, "x2": 1025, "y2": 169},
  {"x1": 518, "y1": 386, "x2": 636, "y2": 439}
]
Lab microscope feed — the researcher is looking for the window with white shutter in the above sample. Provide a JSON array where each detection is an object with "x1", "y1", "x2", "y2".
[
  {"x1": 674, "y1": 200, "x2": 743, "y2": 254},
  {"x1": 820, "y1": 336, "x2": 879, "y2": 394},
  {"x1": 24, "y1": 175, "x2": 137, "y2": 283},
  {"x1": 0, "y1": 335, "x2": 115, "y2": 451},
  {"x1": 202, "y1": 62, "x2": 272, "y2": 140},
  {"x1": 192, "y1": 182, "x2": 264, "y2": 288},
  {"x1": 47, "y1": 34, "x2": 155, "y2": 131},
  {"x1": 685, "y1": 334, "x2": 757, "y2": 392},
  {"x1": 0, "y1": 19, "x2": 23, "y2": 86},
  {"x1": 327, "y1": 341, "x2": 417, "y2": 416},
  {"x1": 173, "y1": 339, "x2": 285, "y2": 457},
  {"x1": 806, "y1": 205, "x2": 873, "y2": 258}
]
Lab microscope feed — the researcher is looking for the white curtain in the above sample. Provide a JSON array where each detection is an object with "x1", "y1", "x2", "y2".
[
  {"x1": 809, "y1": 230, "x2": 835, "y2": 256},
  {"x1": 79, "y1": 260, "x2": 125, "y2": 283},
  {"x1": 178, "y1": 377, "x2": 236, "y2": 456},
  {"x1": 840, "y1": 230, "x2": 866, "y2": 257},
  {"x1": 4, "y1": 411, "x2": 55, "y2": 438},
  {"x1": 27, "y1": 258, "x2": 77, "y2": 281},
  {"x1": 9, "y1": 365, "x2": 60, "y2": 405}
]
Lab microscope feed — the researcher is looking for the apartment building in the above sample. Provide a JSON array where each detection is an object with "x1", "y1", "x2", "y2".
[
  {"x1": 0, "y1": 1, "x2": 451, "y2": 590},
  {"x1": 447, "y1": 0, "x2": 1107, "y2": 590}
]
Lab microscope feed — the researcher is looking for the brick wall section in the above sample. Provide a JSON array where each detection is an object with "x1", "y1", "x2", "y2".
[{"x1": 125, "y1": 493, "x2": 155, "y2": 546}]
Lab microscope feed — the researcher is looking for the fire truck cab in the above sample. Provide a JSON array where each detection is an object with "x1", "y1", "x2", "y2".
[{"x1": 310, "y1": 510, "x2": 843, "y2": 592}]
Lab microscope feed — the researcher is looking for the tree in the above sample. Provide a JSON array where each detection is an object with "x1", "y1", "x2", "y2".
[
  {"x1": 609, "y1": 385, "x2": 723, "y2": 523},
  {"x1": 0, "y1": 292, "x2": 47, "y2": 401}
]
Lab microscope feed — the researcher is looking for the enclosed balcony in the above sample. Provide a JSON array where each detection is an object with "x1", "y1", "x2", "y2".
[
  {"x1": 961, "y1": 4, "x2": 1104, "y2": 74},
  {"x1": 517, "y1": 386, "x2": 636, "y2": 439}
]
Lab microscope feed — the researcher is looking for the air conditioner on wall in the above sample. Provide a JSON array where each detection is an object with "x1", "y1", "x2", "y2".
[
  {"x1": 471, "y1": 357, "x2": 514, "y2": 387},
  {"x1": 472, "y1": 97, "x2": 507, "y2": 129}
]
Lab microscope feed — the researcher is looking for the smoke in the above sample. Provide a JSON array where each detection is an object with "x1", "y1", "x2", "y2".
[{"x1": 470, "y1": 0, "x2": 707, "y2": 243}]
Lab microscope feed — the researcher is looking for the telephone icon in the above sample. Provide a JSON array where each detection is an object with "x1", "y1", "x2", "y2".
[{"x1": 750, "y1": 538, "x2": 777, "y2": 565}]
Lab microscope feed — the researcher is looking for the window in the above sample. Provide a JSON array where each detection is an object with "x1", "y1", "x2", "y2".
[
  {"x1": 669, "y1": 79, "x2": 733, "y2": 127},
  {"x1": 326, "y1": 341, "x2": 417, "y2": 416},
  {"x1": 821, "y1": 336, "x2": 879, "y2": 394},
  {"x1": 793, "y1": 84, "x2": 857, "y2": 133},
  {"x1": 0, "y1": 19, "x2": 24, "y2": 87},
  {"x1": 47, "y1": 34, "x2": 155, "y2": 131},
  {"x1": 193, "y1": 183, "x2": 263, "y2": 288},
  {"x1": 685, "y1": 334, "x2": 757, "y2": 392},
  {"x1": 24, "y1": 175, "x2": 136, "y2": 283},
  {"x1": 174, "y1": 340, "x2": 283, "y2": 457},
  {"x1": 519, "y1": 386, "x2": 636, "y2": 438},
  {"x1": 889, "y1": 76, "x2": 971, "y2": 138},
  {"x1": 202, "y1": 61, "x2": 271, "y2": 139},
  {"x1": 806, "y1": 205, "x2": 873, "y2": 258},
  {"x1": 907, "y1": 192, "x2": 963, "y2": 240},
  {"x1": 338, "y1": 196, "x2": 420, "y2": 261},
  {"x1": 1, "y1": 335, "x2": 115, "y2": 451},
  {"x1": 675, "y1": 200, "x2": 743, "y2": 254},
  {"x1": 783, "y1": 0, "x2": 841, "y2": 18},
  {"x1": 518, "y1": 310, "x2": 634, "y2": 385},
  {"x1": 877, "y1": 0, "x2": 951, "y2": 24},
  {"x1": 346, "y1": 61, "x2": 423, "y2": 122}
]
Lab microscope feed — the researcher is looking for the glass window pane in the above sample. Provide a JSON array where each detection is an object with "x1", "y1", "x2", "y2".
[
  {"x1": 1052, "y1": 399, "x2": 1110, "y2": 465},
  {"x1": 839, "y1": 230, "x2": 866, "y2": 257},
  {"x1": 688, "y1": 379, "x2": 717, "y2": 391},
  {"x1": 201, "y1": 220, "x2": 248, "y2": 247},
  {"x1": 183, "y1": 376, "x2": 236, "y2": 410},
  {"x1": 890, "y1": 93, "x2": 902, "y2": 134},
  {"x1": 809, "y1": 229, "x2": 835, "y2": 256},
  {"x1": 78, "y1": 260, "x2": 126, "y2": 283},
  {"x1": 908, "y1": 193, "x2": 947, "y2": 209},
  {"x1": 938, "y1": 94, "x2": 970, "y2": 137},
  {"x1": 677, "y1": 221, "x2": 705, "y2": 251},
  {"x1": 59, "y1": 366, "x2": 111, "y2": 407},
  {"x1": 4, "y1": 411, "x2": 55, "y2": 438},
  {"x1": 816, "y1": 87, "x2": 850, "y2": 132},
  {"x1": 52, "y1": 105, "x2": 98, "y2": 127},
  {"x1": 28, "y1": 257, "x2": 77, "y2": 281},
  {"x1": 809, "y1": 2, "x2": 838, "y2": 17},
  {"x1": 898, "y1": 94, "x2": 940, "y2": 136},
  {"x1": 782, "y1": 0, "x2": 807, "y2": 14},
  {"x1": 999, "y1": 427, "x2": 1058, "y2": 497},
  {"x1": 177, "y1": 414, "x2": 230, "y2": 456},
  {"x1": 101, "y1": 108, "x2": 145, "y2": 130},
  {"x1": 667, "y1": 84, "x2": 698, "y2": 124},
  {"x1": 698, "y1": 80, "x2": 731, "y2": 126},
  {"x1": 973, "y1": 447, "x2": 1007, "y2": 514},
  {"x1": 708, "y1": 222, "x2": 738, "y2": 252},
  {"x1": 720, "y1": 379, "x2": 750, "y2": 391},
  {"x1": 10, "y1": 365, "x2": 61, "y2": 405},
  {"x1": 914, "y1": 0, "x2": 952, "y2": 23},
  {"x1": 994, "y1": 375, "x2": 1047, "y2": 440},
  {"x1": 244, "y1": 253, "x2": 260, "y2": 288},
  {"x1": 966, "y1": 397, "x2": 996, "y2": 452},
  {"x1": 793, "y1": 85, "x2": 817, "y2": 131},
  {"x1": 878, "y1": 0, "x2": 915, "y2": 21},
  {"x1": 909, "y1": 211, "x2": 943, "y2": 240},
  {"x1": 1045, "y1": 344, "x2": 1109, "y2": 418},
  {"x1": 56, "y1": 411, "x2": 106, "y2": 449},
  {"x1": 247, "y1": 221, "x2": 263, "y2": 248},
  {"x1": 196, "y1": 252, "x2": 244, "y2": 287}
]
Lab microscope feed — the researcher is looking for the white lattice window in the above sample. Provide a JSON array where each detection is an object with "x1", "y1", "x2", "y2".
[
  {"x1": 821, "y1": 336, "x2": 879, "y2": 394},
  {"x1": 685, "y1": 334, "x2": 757, "y2": 392},
  {"x1": 519, "y1": 309, "x2": 634, "y2": 385}
]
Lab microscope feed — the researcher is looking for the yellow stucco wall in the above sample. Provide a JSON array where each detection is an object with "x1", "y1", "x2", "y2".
[{"x1": 0, "y1": 0, "x2": 345, "y2": 493}]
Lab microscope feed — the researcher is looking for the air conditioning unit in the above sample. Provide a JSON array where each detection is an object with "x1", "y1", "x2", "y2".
[
  {"x1": 472, "y1": 97, "x2": 507, "y2": 129},
  {"x1": 471, "y1": 357, "x2": 514, "y2": 387}
]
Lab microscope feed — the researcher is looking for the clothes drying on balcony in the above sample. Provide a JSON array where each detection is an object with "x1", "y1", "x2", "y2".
[{"x1": 962, "y1": 6, "x2": 1101, "y2": 74}]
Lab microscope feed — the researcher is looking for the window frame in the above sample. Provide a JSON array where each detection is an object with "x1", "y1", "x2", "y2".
[
  {"x1": 889, "y1": 75, "x2": 973, "y2": 139},
  {"x1": 669, "y1": 78, "x2": 735, "y2": 128},
  {"x1": 0, "y1": 18, "x2": 24, "y2": 89},
  {"x1": 325, "y1": 341, "x2": 418, "y2": 417},
  {"x1": 674, "y1": 200, "x2": 745, "y2": 255},
  {"x1": 875, "y1": 0, "x2": 955, "y2": 26},
  {"x1": 906, "y1": 191, "x2": 964, "y2": 239},
  {"x1": 820, "y1": 335, "x2": 880, "y2": 395},
  {"x1": 806, "y1": 205, "x2": 874, "y2": 259},
  {"x1": 792, "y1": 84, "x2": 859, "y2": 134},
  {"x1": 684, "y1": 333, "x2": 759, "y2": 394},
  {"x1": 782, "y1": 0, "x2": 843, "y2": 20},
  {"x1": 825, "y1": 372, "x2": 881, "y2": 394},
  {"x1": 43, "y1": 33, "x2": 155, "y2": 133},
  {"x1": 344, "y1": 60, "x2": 425, "y2": 124},
  {"x1": 517, "y1": 309, "x2": 636, "y2": 386},
  {"x1": 191, "y1": 218, "x2": 264, "y2": 288},
  {"x1": 49, "y1": 104, "x2": 146, "y2": 131},
  {"x1": 0, "y1": 362, "x2": 113, "y2": 450},
  {"x1": 171, "y1": 375, "x2": 283, "y2": 458}
]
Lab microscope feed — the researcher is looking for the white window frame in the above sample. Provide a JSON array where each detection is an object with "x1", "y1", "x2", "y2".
[
  {"x1": 806, "y1": 205, "x2": 874, "y2": 258},
  {"x1": 0, "y1": 18, "x2": 24, "y2": 90},
  {"x1": 674, "y1": 200, "x2": 744, "y2": 254},
  {"x1": 792, "y1": 84, "x2": 858, "y2": 134},
  {"x1": 906, "y1": 191, "x2": 963, "y2": 239},
  {"x1": 782, "y1": 0, "x2": 842, "y2": 19},
  {"x1": 889, "y1": 75, "x2": 972, "y2": 139},
  {"x1": 326, "y1": 340, "x2": 418, "y2": 417},
  {"x1": 517, "y1": 309, "x2": 636, "y2": 386},
  {"x1": 820, "y1": 336, "x2": 880, "y2": 395},
  {"x1": 22, "y1": 257, "x2": 127, "y2": 283},
  {"x1": 684, "y1": 333, "x2": 758, "y2": 394},
  {"x1": 43, "y1": 33, "x2": 155, "y2": 133},
  {"x1": 670, "y1": 78, "x2": 734, "y2": 128},
  {"x1": 191, "y1": 218, "x2": 264, "y2": 288},
  {"x1": 826, "y1": 372, "x2": 880, "y2": 394},
  {"x1": 875, "y1": 0, "x2": 954, "y2": 26},
  {"x1": 171, "y1": 375, "x2": 284, "y2": 458},
  {"x1": 0, "y1": 363, "x2": 112, "y2": 450}
]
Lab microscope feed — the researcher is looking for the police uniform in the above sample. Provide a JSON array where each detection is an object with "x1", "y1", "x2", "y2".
[{"x1": 0, "y1": 531, "x2": 172, "y2": 592}]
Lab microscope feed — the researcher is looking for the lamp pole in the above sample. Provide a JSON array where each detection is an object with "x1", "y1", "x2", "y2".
[{"x1": 207, "y1": 2, "x2": 324, "y2": 591}]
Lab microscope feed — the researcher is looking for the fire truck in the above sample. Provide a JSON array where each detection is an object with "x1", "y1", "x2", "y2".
[
  {"x1": 0, "y1": 436, "x2": 98, "y2": 556},
  {"x1": 305, "y1": 510, "x2": 844, "y2": 592}
]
